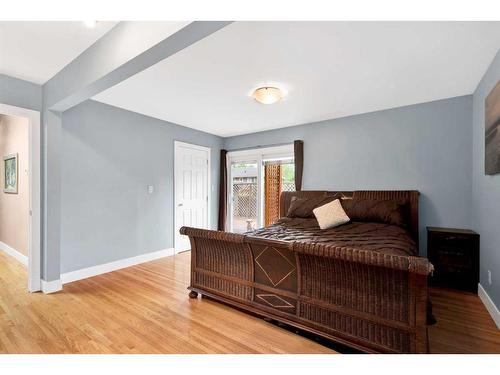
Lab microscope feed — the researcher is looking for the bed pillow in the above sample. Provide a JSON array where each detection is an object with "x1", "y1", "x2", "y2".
[
  {"x1": 341, "y1": 198, "x2": 406, "y2": 227},
  {"x1": 313, "y1": 199, "x2": 351, "y2": 230},
  {"x1": 287, "y1": 195, "x2": 338, "y2": 218}
]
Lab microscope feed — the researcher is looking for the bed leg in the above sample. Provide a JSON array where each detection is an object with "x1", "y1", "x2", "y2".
[{"x1": 189, "y1": 290, "x2": 199, "y2": 299}]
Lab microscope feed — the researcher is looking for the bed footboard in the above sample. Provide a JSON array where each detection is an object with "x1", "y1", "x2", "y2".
[{"x1": 180, "y1": 226, "x2": 432, "y2": 353}]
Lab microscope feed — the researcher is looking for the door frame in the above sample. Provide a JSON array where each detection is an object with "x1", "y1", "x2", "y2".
[
  {"x1": 0, "y1": 102, "x2": 41, "y2": 292},
  {"x1": 226, "y1": 153, "x2": 263, "y2": 233},
  {"x1": 174, "y1": 141, "x2": 211, "y2": 253},
  {"x1": 226, "y1": 144, "x2": 293, "y2": 232}
]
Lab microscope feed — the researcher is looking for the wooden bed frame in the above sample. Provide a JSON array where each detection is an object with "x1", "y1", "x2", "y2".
[{"x1": 180, "y1": 190, "x2": 432, "y2": 353}]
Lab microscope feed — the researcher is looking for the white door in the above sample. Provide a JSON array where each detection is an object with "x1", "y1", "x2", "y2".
[{"x1": 174, "y1": 142, "x2": 210, "y2": 253}]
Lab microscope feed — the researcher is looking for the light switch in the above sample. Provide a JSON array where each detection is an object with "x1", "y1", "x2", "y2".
[{"x1": 147, "y1": 185, "x2": 154, "y2": 194}]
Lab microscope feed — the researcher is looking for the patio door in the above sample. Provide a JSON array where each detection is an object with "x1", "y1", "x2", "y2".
[
  {"x1": 229, "y1": 159, "x2": 261, "y2": 233},
  {"x1": 227, "y1": 144, "x2": 294, "y2": 233}
]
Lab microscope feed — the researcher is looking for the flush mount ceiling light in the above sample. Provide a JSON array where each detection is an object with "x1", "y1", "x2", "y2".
[
  {"x1": 251, "y1": 86, "x2": 284, "y2": 104},
  {"x1": 83, "y1": 21, "x2": 97, "y2": 28}
]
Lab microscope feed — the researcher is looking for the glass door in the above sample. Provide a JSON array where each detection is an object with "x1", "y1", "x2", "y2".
[
  {"x1": 229, "y1": 160, "x2": 261, "y2": 233},
  {"x1": 227, "y1": 144, "x2": 295, "y2": 233}
]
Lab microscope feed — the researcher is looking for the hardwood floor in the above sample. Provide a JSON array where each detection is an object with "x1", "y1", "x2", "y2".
[
  {"x1": 0, "y1": 250, "x2": 499, "y2": 354},
  {"x1": 428, "y1": 288, "x2": 500, "y2": 353}
]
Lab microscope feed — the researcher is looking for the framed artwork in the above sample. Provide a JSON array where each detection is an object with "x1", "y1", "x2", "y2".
[
  {"x1": 3, "y1": 153, "x2": 18, "y2": 194},
  {"x1": 485, "y1": 80, "x2": 500, "y2": 175}
]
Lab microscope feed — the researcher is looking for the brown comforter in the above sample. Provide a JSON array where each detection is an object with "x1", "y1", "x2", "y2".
[{"x1": 246, "y1": 218, "x2": 417, "y2": 257}]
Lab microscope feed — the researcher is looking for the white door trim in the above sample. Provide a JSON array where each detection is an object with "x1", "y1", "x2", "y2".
[
  {"x1": 174, "y1": 141, "x2": 211, "y2": 253},
  {"x1": 0, "y1": 102, "x2": 41, "y2": 292}
]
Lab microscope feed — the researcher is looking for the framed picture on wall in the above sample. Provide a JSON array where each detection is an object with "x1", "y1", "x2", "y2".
[
  {"x1": 3, "y1": 153, "x2": 18, "y2": 194},
  {"x1": 485, "y1": 80, "x2": 500, "y2": 175}
]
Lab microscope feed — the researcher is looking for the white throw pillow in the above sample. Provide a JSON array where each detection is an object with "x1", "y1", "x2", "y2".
[{"x1": 313, "y1": 199, "x2": 350, "y2": 230}]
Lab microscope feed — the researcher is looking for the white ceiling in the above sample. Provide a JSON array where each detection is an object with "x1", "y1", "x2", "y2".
[
  {"x1": 0, "y1": 21, "x2": 119, "y2": 84},
  {"x1": 93, "y1": 21, "x2": 500, "y2": 137}
]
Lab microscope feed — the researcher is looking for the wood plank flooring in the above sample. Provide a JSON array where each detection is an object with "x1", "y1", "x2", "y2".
[{"x1": 0, "y1": 250, "x2": 499, "y2": 353}]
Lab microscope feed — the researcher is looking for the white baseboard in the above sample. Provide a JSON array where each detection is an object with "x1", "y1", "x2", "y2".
[
  {"x1": 478, "y1": 283, "x2": 500, "y2": 329},
  {"x1": 0, "y1": 240, "x2": 28, "y2": 266},
  {"x1": 41, "y1": 279, "x2": 63, "y2": 294},
  {"x1": 61, "y1": 248, "x2": 175, "y2": 285}
]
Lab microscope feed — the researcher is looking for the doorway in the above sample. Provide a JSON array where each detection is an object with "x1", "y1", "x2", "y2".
[
  {"x1": 0, "y1": 103, "x2": 41, "y2": 292},
  {"x1": 174, "y1": 141, "x2": 211, "y2": 253},
  {"x1": 227, "y1": 144, "x2": 295, "y2": 233}
]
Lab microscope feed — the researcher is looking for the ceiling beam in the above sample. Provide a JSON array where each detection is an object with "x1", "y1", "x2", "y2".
[{"x1": 43, "y1": 21, "x2": 232, "y2": 112}]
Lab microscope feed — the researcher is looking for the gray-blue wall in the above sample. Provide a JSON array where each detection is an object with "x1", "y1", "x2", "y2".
[
  {"x1": 0, "y1": 74, "x2": 42, "y2": 111},
  {"x1": 60, "y1": 100, "x2": 222, "y2": 273},
  {"x1": 224, "y1": 96, "x2": 474, "y2": 255},
  {"x1": 472, "y1": 49, "x2": 500, "y2": 307},
  {"x1": 2, "y1": 71, "x2": 493, "y2": 301}
]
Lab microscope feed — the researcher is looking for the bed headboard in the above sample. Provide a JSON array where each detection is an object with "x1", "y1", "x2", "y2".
[{"x1": 280, "y1": 190, "x2": 420, "y2": 244}]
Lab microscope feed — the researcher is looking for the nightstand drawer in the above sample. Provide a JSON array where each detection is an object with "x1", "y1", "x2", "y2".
[
  {"x1": 430, "y1": 235, "x2": 475, "y2": 252},
  {"x1": 433, "y1": 250, "x2": 471, "y2": 269}
]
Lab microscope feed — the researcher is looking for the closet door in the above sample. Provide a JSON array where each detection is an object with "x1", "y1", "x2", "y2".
[{"x1": 175, "y1": 142, "x2": 210, "y2": 252}]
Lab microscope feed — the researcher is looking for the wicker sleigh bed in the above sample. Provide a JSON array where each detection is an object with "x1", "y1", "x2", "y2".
[{"x1": 180, "y1": 190, "x2": 433, "y2": 353}]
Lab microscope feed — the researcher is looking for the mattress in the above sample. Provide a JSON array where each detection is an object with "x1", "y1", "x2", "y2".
[{"x1": 246, "y1": 217, "x2": 417, "y2": 257}]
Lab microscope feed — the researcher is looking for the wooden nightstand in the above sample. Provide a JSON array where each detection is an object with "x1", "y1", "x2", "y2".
[{"x1": 427, "y1": 227, "x2": 479, "y2": 293}]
